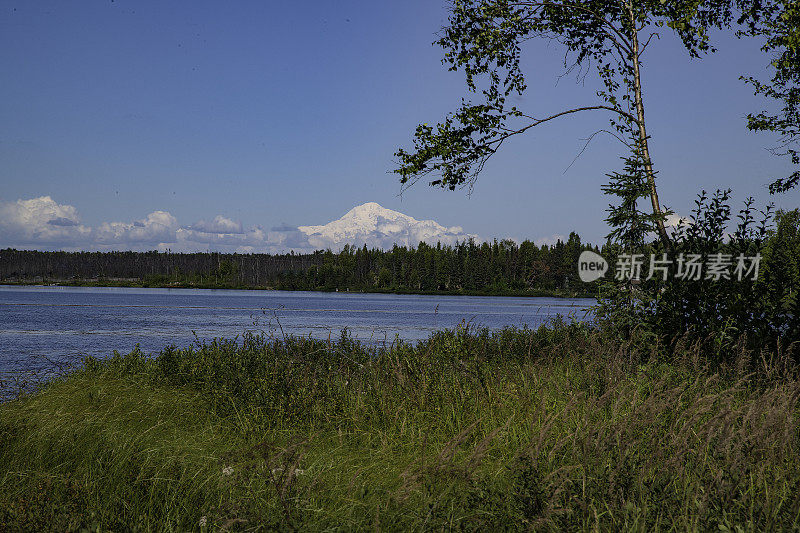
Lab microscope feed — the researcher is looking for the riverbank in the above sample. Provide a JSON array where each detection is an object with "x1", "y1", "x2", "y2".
[
  {"x1": 1, "y1": 325, "x2": 798, "y2": 531},
  {"x1": 1, "y1": 278, "x2": 596, "y2": 298}
]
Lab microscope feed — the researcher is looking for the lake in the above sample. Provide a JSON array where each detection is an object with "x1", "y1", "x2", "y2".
[{"x1": 0, "y1": 285, "x2": 594, "y2": 374}]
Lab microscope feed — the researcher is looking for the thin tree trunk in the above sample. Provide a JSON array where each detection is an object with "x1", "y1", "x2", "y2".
[{"x1": 627, "y1": 3, "x2": 671, "y2": 247}]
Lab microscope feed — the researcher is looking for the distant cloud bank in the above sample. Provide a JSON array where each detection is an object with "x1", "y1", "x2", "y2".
[{"x1": 0, "y1": 197, "x2": 489, "y2": 253}]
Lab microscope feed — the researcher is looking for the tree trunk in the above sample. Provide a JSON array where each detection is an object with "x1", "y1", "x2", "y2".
[{"x1": 627, "y1": 3, "x2": 671, "y2": 247}]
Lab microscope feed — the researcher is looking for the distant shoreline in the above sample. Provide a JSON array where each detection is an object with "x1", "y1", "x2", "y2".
[{"x1": 0, "y1": 279, "x2": 596, "y2": 299}]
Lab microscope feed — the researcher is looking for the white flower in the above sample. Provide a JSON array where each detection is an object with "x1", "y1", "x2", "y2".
[
  {"x1": 199, "y1": 516, "x2": 207, "y2": 527},
  {"x1": 222, "y1": 466, "x2": 234, "y2": 476}
]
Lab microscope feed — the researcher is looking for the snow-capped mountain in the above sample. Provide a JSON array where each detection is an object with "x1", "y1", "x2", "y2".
[{"x1": 297, "y1": 202, "x2": 478, "y2": 250}]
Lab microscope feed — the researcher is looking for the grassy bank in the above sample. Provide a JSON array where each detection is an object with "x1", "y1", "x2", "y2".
[
  {"x1": 1, "y1": 278, "x2": 595, "y2": 298},
  {"x1": 1, "y1": 325, "x2": 799, "y2": 531}
]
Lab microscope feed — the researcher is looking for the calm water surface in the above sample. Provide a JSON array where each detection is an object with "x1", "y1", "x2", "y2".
[{"x1": 0, "y1": 285, "x2": 594, "y2": 373}]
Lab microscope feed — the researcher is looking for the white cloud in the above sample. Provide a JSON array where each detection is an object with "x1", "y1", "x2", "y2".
[
  {"x1": 265, "y1": 225, "x2": 316, "y2": 252},
  {"x1": 534, "y1": 234, "x2": 567, "y2": 247},
  {"x1": 665, "y1": 213, "x2": 694, "y2": 229},
  {"x1": 0, "y1": 196, "x2": 91, "y2": 246},
  {"x1": 95, "y1": 211, "x2": 178, "y2": 245},
  {"x1": 186, "y1": 215, "x2": 244, "y2": 234},
  {"x1": 175, "y1": 225, "x2": 267, "y2": 247}
]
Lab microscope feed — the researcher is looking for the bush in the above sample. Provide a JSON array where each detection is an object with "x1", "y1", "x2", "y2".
[{"x1": 597, "y1": 190, "x2": 799, "y2": 363}]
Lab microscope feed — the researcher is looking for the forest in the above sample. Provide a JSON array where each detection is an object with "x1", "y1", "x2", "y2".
[{"x1": 0, "y1": 233, "x2": 600, "y2": 296}]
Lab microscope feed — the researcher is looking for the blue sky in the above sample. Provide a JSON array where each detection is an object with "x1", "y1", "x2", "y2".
[{"x1": 1, "y1": 0, "x2": 797, "y2": 251}]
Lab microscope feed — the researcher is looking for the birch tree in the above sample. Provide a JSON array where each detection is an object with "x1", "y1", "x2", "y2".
[{"x1": 394, "y1": 1, "x2": 737, "y2": 246}]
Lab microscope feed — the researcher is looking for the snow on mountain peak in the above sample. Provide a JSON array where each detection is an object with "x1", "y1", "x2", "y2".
[
  {"x1": 297, "y1": 202, "x2": 478, "y2": 250},
  {"x1": 342, "y1": 202, "x2": 397, "y2": 219}
]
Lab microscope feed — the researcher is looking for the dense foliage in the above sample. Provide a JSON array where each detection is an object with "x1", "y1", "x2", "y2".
[
  {"x1": 597, "y1": 185, "x2": 800, "y2": 350},
  {"x1": 0, "y1": 235, "x2": 601, "y2": 295}
]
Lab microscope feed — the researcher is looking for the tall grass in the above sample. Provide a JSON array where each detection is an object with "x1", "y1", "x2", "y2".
[{"x1": 1, "y1": 323, "x2": 799, "y2": 531}]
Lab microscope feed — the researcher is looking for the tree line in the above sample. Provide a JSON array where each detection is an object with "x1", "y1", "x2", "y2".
[{"x1": 0, "y1": 233, "x2": 601, "y2": 296}]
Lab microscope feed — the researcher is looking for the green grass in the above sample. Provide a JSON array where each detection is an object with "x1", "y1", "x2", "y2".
[{"x1": 1, "y1": 324, "x2": 799, "y2": 531}]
